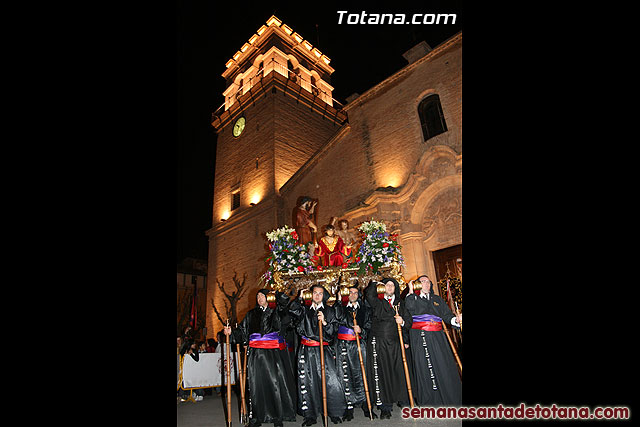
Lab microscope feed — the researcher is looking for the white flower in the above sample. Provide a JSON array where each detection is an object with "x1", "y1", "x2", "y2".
[
  {"x1": 266, "y1": 225, "x2": 296, "y2": 242},
  {"x1": 358, "y1": 220, "x2": 387, "y2": 234}
]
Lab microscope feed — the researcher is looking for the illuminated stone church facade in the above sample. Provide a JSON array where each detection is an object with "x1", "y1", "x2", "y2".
[{"x1": 206, "y1": 16, "x2": 461, "y2": 335}]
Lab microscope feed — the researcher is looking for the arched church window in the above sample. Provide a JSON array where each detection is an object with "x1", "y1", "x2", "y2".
[{"x1": 418, "y1": 94, "x2": 447, "y2": 141}]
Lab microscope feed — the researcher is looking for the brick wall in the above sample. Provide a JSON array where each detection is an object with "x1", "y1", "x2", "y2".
[{"x1": 274, "y1": 94, "x2": 343, "y2": 192}]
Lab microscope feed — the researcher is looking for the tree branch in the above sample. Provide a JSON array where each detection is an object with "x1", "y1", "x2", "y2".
[
  {"x1": 217, "y1": 278, "x2": 232, "y2": 299},
  {"x1": 210, "y1": 297, "x2": 229, "y2": 326}
]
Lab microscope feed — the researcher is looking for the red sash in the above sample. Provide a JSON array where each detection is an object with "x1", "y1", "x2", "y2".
[
  {"x1": 301, "y1": 337, "x2": 328, "y2": 346},
  {"x1": 249, "y1": 332, "x2": 286, "y2": 349},
  {"x1": 249, "y1": 340, "x2": 286, "y2": 349},
  {"x1": 412, "y1": 321, "x2": 443, "y2": 331}
]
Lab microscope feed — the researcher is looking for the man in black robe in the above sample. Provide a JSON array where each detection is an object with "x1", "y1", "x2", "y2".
[
  {"x1": 334, "y1": 284, "x2": 375, "y2": 420},
  {"x1": 404, "y1": 275, "x2": 462, "y2": 406},
  {"x1": 363, "y1": 278, "x2": 413, "y2": 420},
  {"x1": 224, "y1": 289, "x2": 297, "y2": 427},
  {"x1": 279, "y1": 296, "x2": 299, "y2": 368},
  {"x1": 289, "y1": 285, "x2": 346, "y2": 426}
]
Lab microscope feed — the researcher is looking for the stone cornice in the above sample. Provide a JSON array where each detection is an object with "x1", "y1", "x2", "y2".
[{"x1": 211, "y1": 71, "x2": 347, "y2": 132}]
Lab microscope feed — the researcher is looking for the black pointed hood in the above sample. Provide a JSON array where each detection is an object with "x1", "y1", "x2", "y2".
[{"x1": 380, "y1": 277, "x2": 401, "y2": 300}]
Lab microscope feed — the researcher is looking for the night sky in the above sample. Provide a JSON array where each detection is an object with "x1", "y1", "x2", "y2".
[{"x1": 176, "y1": 0, "x2": 462, "y2": 263}]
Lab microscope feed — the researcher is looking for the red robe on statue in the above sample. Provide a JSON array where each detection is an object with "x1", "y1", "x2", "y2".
[{"x1": 315, "y1": 236, "x2": 347, "y2": 266}]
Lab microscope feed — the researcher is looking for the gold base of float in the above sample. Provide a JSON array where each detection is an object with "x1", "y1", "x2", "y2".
[{"x1": 270, "y1": 262, "x2": 405, "y2": 304}]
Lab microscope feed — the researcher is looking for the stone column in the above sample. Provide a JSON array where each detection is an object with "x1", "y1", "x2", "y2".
[{"x1": 398, "y1": 231, "x2": 429, "y2": 281}]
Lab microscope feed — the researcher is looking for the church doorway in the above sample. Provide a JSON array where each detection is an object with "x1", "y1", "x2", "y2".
[{"x1": 432, "y1": 244, "x2": 462, "y2": 283}]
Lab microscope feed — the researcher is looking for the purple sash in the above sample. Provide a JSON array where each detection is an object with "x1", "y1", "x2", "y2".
[
  {"x1": 412, "y1": 314, "x2": 442, "y2": 323},
  {"x1": 338, "y1": 325, "x2": 358, "y2": 341},
  {"x1": 338, "y1": 326, "x2": 355, "y2": 335},
  {"x1": 412, "y1": 314, "x2": 443, "y2": 331}
]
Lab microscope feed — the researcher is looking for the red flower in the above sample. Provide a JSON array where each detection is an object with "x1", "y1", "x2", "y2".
[
  {"x1": 291, "y1": 231, "x2": 299, "y2": 240},
  {"x1": 355, "y1": 257, "x2": 361, "y2": 263},
  {"x1": 297, "y1": 266, "x2": 304, "y2": 272},
  {"x1": 382, "y1": 242, "x2": 389, "y2": 248},
  {"x1": 341, "y1": 263, "x2": 348, "y2": 269},
  {"x1": 317, "y1": 266, "x2": 323, "y2": 271},
  {"x1": 283, "y1": 249, "x2": 289, "y2": 252}
]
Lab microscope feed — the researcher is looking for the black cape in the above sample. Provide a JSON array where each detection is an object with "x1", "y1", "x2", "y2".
[
  {"x1": 334, "y1": 296, "x2": 371, "y2": 412},
  {"x1": 232, "y1": 291, "x2": 297, "y2": 424},
  {"x1": 363, "y1": 279, "x2": 414, "y2": 410},
  {"x1": 404, "y1": 291, "x2": 462, "y2": 406},
  {"x1": 289, "y1": 289, "x2": 346, "y2": 419}
]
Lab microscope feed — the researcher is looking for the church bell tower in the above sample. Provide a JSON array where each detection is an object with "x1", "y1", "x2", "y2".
[{"x1": 207, "y1": 15, "x2": 347, "y2": 332}]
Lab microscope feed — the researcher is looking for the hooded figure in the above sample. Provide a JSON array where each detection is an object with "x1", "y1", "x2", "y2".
[
  {"x1": 362, "y1": 278, "x2": 414, "y2": 420},
  {"x1": 289, "y1": 285, "x2": 347, "y2": 425},
  {"x1": 334, "y1": 284, "x2": 374, "y2": 420},
  {"x1": 229, "y1": 289, "x2": 297, "y2": 427},
  {"x1": 404, "y1": 275, "x2": 462, "y2": 406}
]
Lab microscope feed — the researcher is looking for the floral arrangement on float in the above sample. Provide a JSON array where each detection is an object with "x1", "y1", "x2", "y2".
[
  {"x1": 260, "y1": 225, "x2": 314, "y2": 286},
  {"x1": 354, "y1": 219, "x2": 405, "y2": 275}
]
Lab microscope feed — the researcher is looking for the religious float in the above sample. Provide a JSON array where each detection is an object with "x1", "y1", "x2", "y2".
[{"x1": 260, "y1": 220, "x2": 407, "y2": 301}]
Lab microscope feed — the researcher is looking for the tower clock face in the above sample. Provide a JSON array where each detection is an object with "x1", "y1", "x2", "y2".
[{"x1": 232, "y1": 116, "x2": 246, "y2": 137}]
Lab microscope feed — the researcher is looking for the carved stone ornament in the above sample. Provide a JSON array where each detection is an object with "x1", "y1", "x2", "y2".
[{"x1": 422, "y1": 187, "x2": 462, "y2": 241}]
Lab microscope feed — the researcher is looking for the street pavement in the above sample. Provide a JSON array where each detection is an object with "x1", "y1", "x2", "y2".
[{"x1": 177, "y1": 390, "x2": 461, "y2": 427}]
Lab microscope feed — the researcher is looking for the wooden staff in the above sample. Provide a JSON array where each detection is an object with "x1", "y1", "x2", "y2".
[
  {"x1": 442, "y1": 320, "x2": 462, "y2": 377},
  {"x1": 393, "y1": 305, "x2": 414, "y2": 408},
  {"x1": 352, "y1": 311, "x2": 373, "y2": 420},
  {"x1": 236, "y1": 341, "x2": 246, "y2": 424},
  {"x1": 318, "y1": 315, "x2": 328, "y2": 427},
  {"x1": 226, "y1": 319, "x2": 232, "y2": 427},
  {"x1": 242, "y1": 345, "x2": 248, "y2": 424}
]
